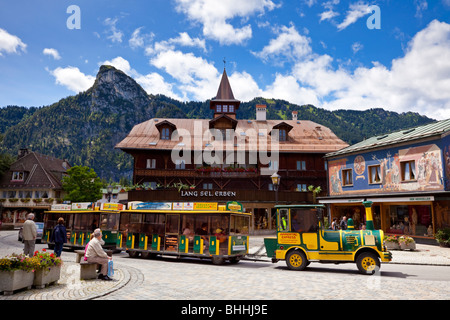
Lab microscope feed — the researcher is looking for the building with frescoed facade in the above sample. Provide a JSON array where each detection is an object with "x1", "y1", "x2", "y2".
[
  {"x1": 116, "y1": 68, "x2": 349, "y2": 234},
  {"x1": 320, "y1": 119, "x2": 450, "y2": 243}
]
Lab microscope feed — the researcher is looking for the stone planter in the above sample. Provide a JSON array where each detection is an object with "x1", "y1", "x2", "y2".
[
  {"x1": 0, "y1": 269, "x2": 34, "y2": 295},
  {"x1": 399, "y1": 241, "x2": 416, "y2": 251},
  {"x1": 385, "y1": 241, "x2": 400, "y2": 250},
  {"x1": 33, "y1": 266, "x2": 61, "y2": 289}
]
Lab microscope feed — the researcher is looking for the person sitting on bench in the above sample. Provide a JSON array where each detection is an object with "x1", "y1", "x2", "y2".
[{"x1": 85, "y1": 229, "x2": 112, "y2": 281}]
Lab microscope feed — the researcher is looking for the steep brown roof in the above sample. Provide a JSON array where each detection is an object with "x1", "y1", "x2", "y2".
[
  {"x1": 213, "y1": 69, "x2": 238, "y2": 102},
  {"x1": 115, "y1": 118, "x2": 349, "y2": 153},
  {"x1": 0, "y1": 151, "x2": 70, "y2": 189}
]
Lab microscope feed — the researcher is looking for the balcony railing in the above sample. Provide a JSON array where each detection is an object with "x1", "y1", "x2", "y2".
[
  {"x1": 134, "y1": 168, "x2": 326, "y2": 179},
  {"x1": 135, "y1": 169, "x2": 259, "y2": 178},
  {"x1": 0, "y1": 198, "x2": 56, "y2": 207}
]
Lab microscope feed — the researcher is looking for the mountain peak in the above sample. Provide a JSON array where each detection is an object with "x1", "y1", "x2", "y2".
[{"x1": 89, "y1": 65, "x2": 150, "y2": 106}]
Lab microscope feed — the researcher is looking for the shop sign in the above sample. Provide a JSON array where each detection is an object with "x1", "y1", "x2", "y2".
[
  {"x1": 193, "y1": 202, "x2": 218, "y2": 211},
  {"x1": 51, "y1": 204, "x2": 71, "y2": 211},
  {"x1": 180, "y1": 190, "x2": 237, "y2": 197},
  {"x1": 226, "y1": 201, "x2": 243, "y2": 212},
  {"x1": 134, "y1": 202, "x2": 172, "y2": 210},
  {"x1": 173, "y1": 202, "x2": 194, "y2": 210},
  {"x1": 101, "y1": 203, "x2": 124, "y2": 211},
  {"x1": 71, "y1": 202, "x2": 94, "y2": 210},
  {"x1": 278, "y1": 232, "x2": 300, "y2": 245}
]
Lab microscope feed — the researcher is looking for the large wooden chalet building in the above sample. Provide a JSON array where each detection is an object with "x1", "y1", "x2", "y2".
[{"x1": 116, "y1": 69, "x2": 348, "y2": 233}]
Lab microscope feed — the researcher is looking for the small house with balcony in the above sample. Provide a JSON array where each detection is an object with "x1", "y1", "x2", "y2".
[{"x1": 0, "y1": 149, "x2": 70, "y2": 228}]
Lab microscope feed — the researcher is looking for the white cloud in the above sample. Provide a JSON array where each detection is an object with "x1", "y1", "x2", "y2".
[
  {"x1": 252, "y1": 24, "x2": 311, "y2": 64},
  {"x1": 351, "y1": 42, "x2": 363, "y2": 54},
  {"x1": 43, "y1": 48, "x2": 61, "y2": 60},
  {"x1": 288, "y1": 20, "x2": 450, "y2": 120},
  {"x1": 100, "y1": 56, "x2": 134, "y2": 76},
  {"x1": 337, "y1": 1, "x2": 372, "y2": 31},
  {"x1": 145, "y1": 32, "x2": 207, "y2": 55},
  {"x1": 0, "y1": 28, "x2": 27, "y2": 56},
  {"x1": 49, "y1": 66, "x2": 95, "y2": 93},
  {"x1": 104, "y1": 18, "x2": 124, "y2": 43},
  {"x1": 319, "y1": 10, "x2": 339, "y2": 22},
  {"x1": 151, "y1": 50, "x2": 218, "y2": 85},
  {"x1": 135, "y1": 73, "x2": 183, "y2": 100},
  {"x1": 174, "y1": 0, "x2": 278, "y2": 45},
  {"x1": 414, "y1": 0, "x2": 428, "y2": 18},
  {"x1": 129, "y1": 27, "x2": 154, "y2": 49}
]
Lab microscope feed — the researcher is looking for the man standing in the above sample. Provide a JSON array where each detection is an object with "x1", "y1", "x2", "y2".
[
  {"x1": 23, "y1": 213, "x2": 37, "y2": 256},
  {"x1": 85, "y1": 228, "x2": 112, "y2": 281},
  {"x1": 340, "y1": 216, "x2": 348, "y2": 230}
]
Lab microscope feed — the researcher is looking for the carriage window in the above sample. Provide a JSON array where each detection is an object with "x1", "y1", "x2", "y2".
[
  {"x1": 100, "y1": 213, "x2": 119, "y2": 230},
  {"x1": 143, "y1": 213, "x2": 165, "y2": 235},
  {"x1": 211, "y1": 215, "x2": 229, "y2": 234},
  {"x1": 278, "y1": 209, "x2": 289, "y2": 231},
  {"x1": 290, "y1": 209, "x2": 318, "y2": 233},
  {"x1": 166, "y1": 215, "x2": 180, "y2": 234},
  {"x1": 231, "y1": 215, "x2": 249, "y2": 234}
]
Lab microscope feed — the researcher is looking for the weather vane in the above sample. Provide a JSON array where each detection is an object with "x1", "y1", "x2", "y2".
[{"x1": 223, "y1": 57, "x2": 226, "y2": 70}]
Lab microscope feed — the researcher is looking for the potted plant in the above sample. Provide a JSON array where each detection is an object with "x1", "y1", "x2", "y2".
[
  {"x1": 33, "y1": 198, "x2": 43, "y2": 203},
  {"x1": 22, "y1": 198, "x2": 31, "y2": 203},
  {"x1": 384, "y1": 235, "x2": 400, "y2": 250},
  {"x1": 398, "y1": 236, "x2": 416, "y2": 250},
  {"x1": 44, "y1": 198, "x2": 54, "y2": 203},
  {"x1": 31, "y1": 249, "x2": 62, "y2": 289},
  {"x1": 0, "y1": 253, "x2": 37, "y2": 295},
  {"x1": 435, "y1": 228, "x2": 450, "y2": 247}
]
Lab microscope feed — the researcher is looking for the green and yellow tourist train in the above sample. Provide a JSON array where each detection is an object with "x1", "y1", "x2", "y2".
[
  {"x1": 264, "y1": 201, "x2": 392, "y2": 275},
  {"x1": 42, "y1": 203, "x2": 122, "y2": 250},
  {"x1": 116, "y1": 201, "x2": 250, "y2": 265}
]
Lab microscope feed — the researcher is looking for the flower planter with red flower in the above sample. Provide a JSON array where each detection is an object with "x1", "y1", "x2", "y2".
[
  {"x1": 384, "y1": 235, "x2": 400, "y2": 250},
  {"x1": 31, "y1": 249, "x2": 62, "y2": 288}
]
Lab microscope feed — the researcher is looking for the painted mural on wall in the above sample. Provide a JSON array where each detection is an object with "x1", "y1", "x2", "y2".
[
  {"x1": 445, "y1": 144, "x2": 450, "y2": 190},
  {"x1": 329, "y1": 143, "x2": 444, "y2": 196}
]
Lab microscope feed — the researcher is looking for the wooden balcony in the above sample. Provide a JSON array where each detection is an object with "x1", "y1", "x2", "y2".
[
  {"x1": 128, "y1": 189, "x2": 314, "y2": 204},
  {"x1": 135, "y1": 169, "x2": 258, "y2": 179},
  {"x1": 134, "y1": 168, "x2": 326, "y2": 179}
]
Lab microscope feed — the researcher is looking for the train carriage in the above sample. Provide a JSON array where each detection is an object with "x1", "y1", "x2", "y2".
[
  {"x1": 41, "y1": 203, "x2": 122, "y2": 250},
  {"x1": 117, "y1": 201, "x2": 251, "y2": 264}
]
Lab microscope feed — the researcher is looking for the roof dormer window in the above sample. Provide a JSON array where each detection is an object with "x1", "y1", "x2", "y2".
[
  {"x1": 11, "y1": 171, "x2": 24, "y2": 181},
  {"x1": 155, "y1": 120, "x2": 177, "y2": 141},
  {"x1": 161, "y1": 127, "x2": 170, "y2": 140}
]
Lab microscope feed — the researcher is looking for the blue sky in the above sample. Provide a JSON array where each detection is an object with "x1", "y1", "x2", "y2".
[{"x1": 0, "y1": 0, "x2": 449, "y2": 120}]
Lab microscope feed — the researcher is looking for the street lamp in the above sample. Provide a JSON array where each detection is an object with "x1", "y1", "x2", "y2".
[
  {"x1": 271, "y1": 172, "x2": 281, "y2": 205},
  {"x1": 106, "y1": 185, "x2": 113, "y2": 202}
]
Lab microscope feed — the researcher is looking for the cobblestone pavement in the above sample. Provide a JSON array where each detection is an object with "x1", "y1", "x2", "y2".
[{"x1": 1, "y1": 231, "x2": 449, "y2": 300}]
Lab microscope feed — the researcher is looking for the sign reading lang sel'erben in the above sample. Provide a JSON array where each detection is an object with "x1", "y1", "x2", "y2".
[{"x1": 180, "y1": 190, "x2": 236, "y2": 197}]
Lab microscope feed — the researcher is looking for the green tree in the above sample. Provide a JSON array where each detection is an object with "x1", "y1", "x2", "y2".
[
  {"x1": 62, "y1": 165, "x2": 103, "y2": 202},
  {"x1": 0, "y1": 152, "x2": 15, "y2": 178}
]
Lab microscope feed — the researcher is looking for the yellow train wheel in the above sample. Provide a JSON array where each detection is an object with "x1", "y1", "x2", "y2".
[
  {"x1": 286, "y1": 250, "x2": 308, "y2": 271},
  {"x1": 356, "y1": 252, "x2": 380, "y2": 275}
]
